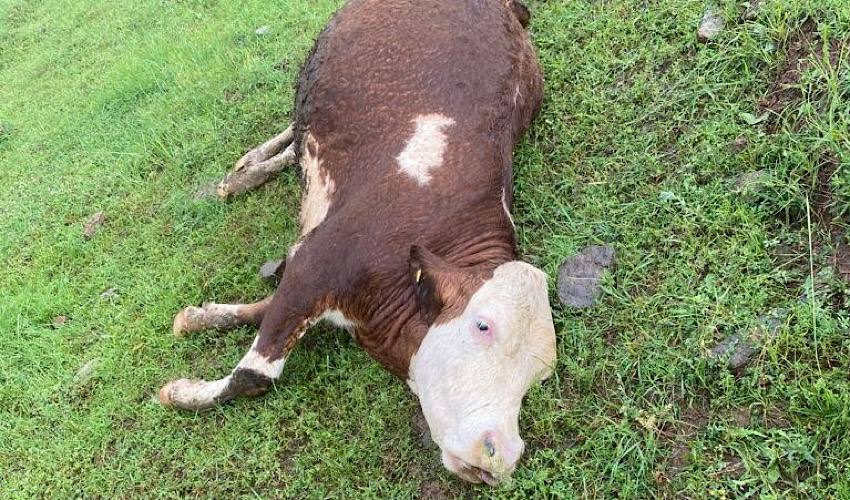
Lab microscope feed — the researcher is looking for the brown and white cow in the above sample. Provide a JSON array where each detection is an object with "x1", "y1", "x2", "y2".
[{"x1": 159, "y1": 0, "x2": 556, "y2": 486}]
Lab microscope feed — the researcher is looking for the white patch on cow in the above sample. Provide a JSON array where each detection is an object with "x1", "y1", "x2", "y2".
[
  {"x1": 288, "y1": 241, "x2": 303, "y2": 260},
  {"x1": 501, "y1": 188, "x2": 515, "y2": 229},
  {"x1": 300, "y1": 133, "x2": 336, "y2": 235},
  {"x1": 320, "y1": 309, "x2": 358, "y2": 333},
  {"x1": 513, "y1": 85, "x2": 522, "y2": 107},
  {"x1": 407, "y1": 261, "x2": 556, "y2": 484},
  {"x1": 236, "y1": 336, "x2": 287, "y2": 379},
  {"x1": 204, "y1": 302, "x2": 240, "y2": 320},
  {"x1": 397, "y1": 114, "x2": 455, "y2": 186}
]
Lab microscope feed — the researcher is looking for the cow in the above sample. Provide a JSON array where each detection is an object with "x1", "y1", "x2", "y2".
[{"x1": 159, "y1": 0, "x2": 556, "y2": 486}]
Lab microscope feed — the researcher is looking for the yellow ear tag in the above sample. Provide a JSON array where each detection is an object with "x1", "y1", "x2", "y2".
[{"x1": 415, "y1": 269, "x2": 422, "y2": 283}]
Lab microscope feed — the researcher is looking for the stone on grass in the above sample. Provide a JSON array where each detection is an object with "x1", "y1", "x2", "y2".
[
  {"x1": 52, "y1": 315, "x2": 69, "y2": 327},
  {"x1": 83, "y1": 212, "x2": 105, "y2": 239},
  {"x1": 557, "y1": 245, "x2": 616, "y2": 309},
  {"x1": 100, "y1": 287, "x2": 119, "y2": 299},
  {"x1": 697, "y1": 7, "x2": 724, "y2": 43},
  {"x1": 708, "y1": 308, "x2": 788, "y2": 369},
  {"x1": 259, "y1": 259, "x2": 285, "y2": 286},
  {"x1": 255, "y1": 25, "x2": 270, "y2": 36}
]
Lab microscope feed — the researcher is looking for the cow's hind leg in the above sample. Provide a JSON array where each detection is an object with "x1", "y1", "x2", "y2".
[
  {"x1": 172, "y1": 297, "x2": 273, "y2": 337},
  {"x1": 216, "y1": 124, "x2": 297, "y2": 199}
]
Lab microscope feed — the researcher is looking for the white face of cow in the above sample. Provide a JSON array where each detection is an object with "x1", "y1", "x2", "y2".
[{"x1": 407, "y1": 253, "x2": 556, "y2": 486}]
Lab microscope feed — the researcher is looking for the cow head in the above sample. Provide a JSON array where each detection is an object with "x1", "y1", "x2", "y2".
[{"x1": 407, "y1": 246, "x2": 556, "y2": 486}]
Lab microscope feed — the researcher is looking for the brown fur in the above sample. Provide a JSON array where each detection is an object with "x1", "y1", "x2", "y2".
[{"x1": 256, "y1": 0, "x2": 543, "y2": 378}]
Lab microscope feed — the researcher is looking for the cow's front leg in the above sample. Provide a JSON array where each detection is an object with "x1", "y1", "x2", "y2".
[
  {"x1": 216, "y1": 125, "x2": 297, "y2": 199},
  {"x1": 159, "y1": 331, "x2": 289, "y2": 411},
  {"x1": 172, "y1": 297, "x2": 273, "y2": 337},
  {"x1": 160, "y1": 272, "x2": 319, "y2": 411}
]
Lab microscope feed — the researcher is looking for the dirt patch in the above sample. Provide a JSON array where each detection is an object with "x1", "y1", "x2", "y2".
[
  {"x1": 656, "y1": 402, "x2": 711, "y2": 483},
  {"x1": 761, "y1": 405, "x2": 792, "y2": 429},
  {"x1": 833, "y1": 243, "x2": 850, "y2": 281},
  {"x1": 811, "y1": 154, "x2": 850, "y2": 285},
  {"x1": 410, "y1": 406, "x2": 436, "y2": 450},
  {"x1": 811, "y1": 154, "x2": 839, "y2": 229},
  {"x1": 759, "y1": 19, "x2": 848, "y2": 132},
  {"x1": 758, "y1": 18, "x2": 817, "y2": 128},
  {"x1": 732, "y1": 409, "x2": 752, "y2": 428},
  {"x1": 277, "y1": 421, "x2": 307, "y2": 473},
  {"x1": 778, "y1": 152, "x2": 850, "y2": 294},
  {"x1": 602, "y1": 328, "x2": 619, "y2": 347},
  {"x1": 419, "y1": 481, "x2": 451, "y2": 500},
  {"x1": 715, "y1": 453, "x2": 746, "y2": 480}
]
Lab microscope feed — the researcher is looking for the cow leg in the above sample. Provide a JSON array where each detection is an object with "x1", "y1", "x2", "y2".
[
  {"x1": 216, "y1": 125, "x2": 297, "y2": 199},
  {"x1": 160, "y1": 268, "x2": 320, "y2": 411},
  {"x1": 235, "y1": 125, "x2": 294, "y2": 171},
  {"x1": 159, "y1": 331, "x2": 289, "y2": 411},
  {"x1": 172, "y1": 296, "x2": 273, "y2": 337}
]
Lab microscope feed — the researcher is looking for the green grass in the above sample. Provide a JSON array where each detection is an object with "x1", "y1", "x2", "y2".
[{"x1": 1, "y1": 0, "x2": 848, "y2": 498}]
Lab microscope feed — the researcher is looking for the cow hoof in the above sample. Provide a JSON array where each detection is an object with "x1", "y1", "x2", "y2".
[
  {"x1": 172, "y1": 306, "x2": 202, "y2": 337},
  {"x1": 159, "y1": 380, "x2": 178, "y2": 407},
  {"x1": 159, "y1": 378, "x2": 213, "y2": 410}
]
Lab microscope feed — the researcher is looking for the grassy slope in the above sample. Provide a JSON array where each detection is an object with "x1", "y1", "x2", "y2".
[{"x1": 0, "y1": 0, "x2": 848, "y2": 498}]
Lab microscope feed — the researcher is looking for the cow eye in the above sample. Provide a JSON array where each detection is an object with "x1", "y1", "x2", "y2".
[{"x1": 476, "y1": 320, "x2": 489, "y2": 332}]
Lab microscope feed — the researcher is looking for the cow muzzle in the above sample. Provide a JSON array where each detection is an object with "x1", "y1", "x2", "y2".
[{"x1": 440, "y1": 430, "x2": 524, "y2": 486}]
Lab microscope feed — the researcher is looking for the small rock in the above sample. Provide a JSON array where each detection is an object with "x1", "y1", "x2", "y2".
[
  {"x1": 100, "y1": 287, "x2": 119, "y2": 299},
  {"x1": 255, "y1": 25, "x2": 270, "y2": 36},
  {"x1": 708, "y1": 308, "x2": 788, "y2": 369},
  {"x1": 730, "y1": 136, "x2": 748, "y2": 153},
  {"x1": 52, "y1": 315, "x2": 69, "y2": 327},
  {"x1": 557, "y1": 245, "x2": 616, "y2": 308},
  {"x1": 73, "y1": 358, "x2": 102, "y2": 388},
  {"x1": 83, "y1": 212, "x2": 105, "y2": 239},
  {"x1": 259, "y1": 259, "x2": 285, "y2": 286},
  {"x1": 411, "y1": 406, "x2": 437, "y2": 449},
  {"x1": 697, "y1": 7, "x2": 724, "y2": 43}
]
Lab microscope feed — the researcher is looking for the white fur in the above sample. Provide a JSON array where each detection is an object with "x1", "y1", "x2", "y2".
[
  {"x1": 501, "y1": 188, "x2": 515, "y2": 229},
  {"x1": 288, "y1": 241, "x2": 303, "y2": 259},
  {"x1": 206, "y1": 303, "x2": 240, "y2": 315},
  {"x1": 320, "y1": 309, "x2": 358, "y2": 332},
  {"x1": 173, "y1": 377, "x2": 231, "y2": 408},
  {"x1": 408, "y1": 261, "x2": 556, "y2": 483},
  {"x1": 300, "y1": 133, "x2": 336, "y2": 235},
  {"x1": 236, "y1": 336, "x2": 287, "y2": 379},
  {"x1": 397, "y1": 114, "x2": 455, "y2": 186}
]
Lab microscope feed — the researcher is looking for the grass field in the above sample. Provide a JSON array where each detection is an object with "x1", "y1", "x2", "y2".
[{"x1": 1, "y1": 0, "x2": 849, "y2": 498}]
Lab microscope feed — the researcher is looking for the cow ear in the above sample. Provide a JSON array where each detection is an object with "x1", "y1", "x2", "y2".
[{"x1": 409, "y1": 245, "x2": 454, "y2": 325}]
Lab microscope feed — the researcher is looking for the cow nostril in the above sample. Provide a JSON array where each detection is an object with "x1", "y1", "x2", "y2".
[{"x1": 484, "y1": 437, "x2": 496, "y2": 457}]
